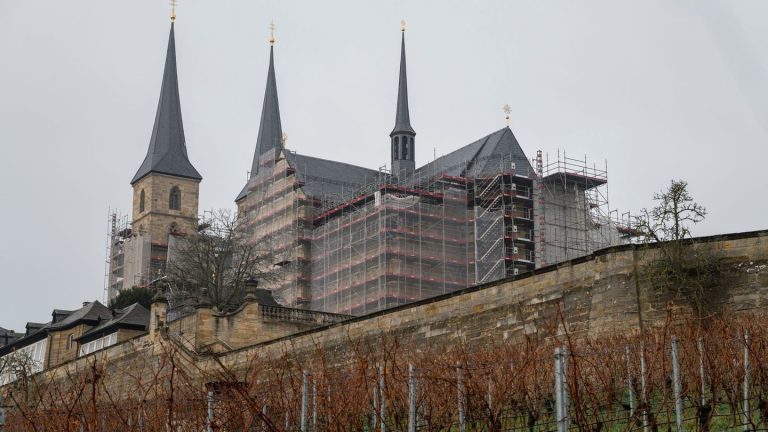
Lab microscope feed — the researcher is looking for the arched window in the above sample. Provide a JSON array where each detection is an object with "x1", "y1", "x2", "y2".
[
  {"x1": 402, "y1": 141, "x2": 409, "y2": 160},
  {"x1": 393, "y1": 137, "x2": 399, "y2": 159},
  {"x1": 169, "y1": 187, "x2": 181, "y2": 210},
  {"x1": 139, "y1": 190, "x2": 145, "y2": 213}
]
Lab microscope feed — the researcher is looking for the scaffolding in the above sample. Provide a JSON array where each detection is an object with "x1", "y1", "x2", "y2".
[
  {"x1": 539, "y1": 150, "x2": 629, "y2": 265},
  {"x1": 472, "y1": 159, "x2": 536, "y2": 284},
  {"x1": 240, "y1": 147, "x2": 312, "y2": 308},
  {"x1": 105, "y1": 210, "x2": 169, "y2": 301},
  {"x1": 311, "y1": 174, "x2": 474, "y2": 315},
  {"x1": 534, "y1": 150, "x2": 547, "y2": 267},
  {"x1": 238, "y1": 144, "x2": 631, "y2": 316},
  {"x1": 104, "y1": 211, "x2": 150, "y2": 302},
  {"x1": 308, "y1": 154, "x2": 536, "y2": 315}
]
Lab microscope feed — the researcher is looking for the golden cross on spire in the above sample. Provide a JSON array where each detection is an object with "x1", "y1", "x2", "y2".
[
  {"x1": 400, "y1": 20, "x2": 406, "y2": 32},
  {"x1": 170, "y1": 0, "x2": 178, "y2": 22},
  {"x1": 503, "y1": 104, "x2": 511, "y2": 126},
  {"x1": 269, "y1": 21, "x2": 276, "y2": 46}
]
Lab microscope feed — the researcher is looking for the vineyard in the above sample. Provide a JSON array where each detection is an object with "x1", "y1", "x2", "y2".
[{"x1": 2, "y1": 314, "x2": 768, "y2": 431}]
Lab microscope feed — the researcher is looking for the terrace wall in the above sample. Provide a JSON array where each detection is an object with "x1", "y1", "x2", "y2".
[{"x1": 5, "y1": 230, "x2": 767, "y2": 399}]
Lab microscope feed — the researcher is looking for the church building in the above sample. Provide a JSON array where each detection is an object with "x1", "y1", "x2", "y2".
[
  {"x1": 108, "y1": 18, "x2": 631, "y2": 315},
  {"x1": 107, "y1": 19, "x2": 201, "y2": 299}
]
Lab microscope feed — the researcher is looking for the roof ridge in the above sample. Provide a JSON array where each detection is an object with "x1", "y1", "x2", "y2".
[{"x1": 287, "y1": 151, "x2": 380, "y2": 174}]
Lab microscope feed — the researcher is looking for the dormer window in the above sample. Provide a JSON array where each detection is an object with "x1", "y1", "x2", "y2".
[{"x1": 169, "y1": 187, "x2": 181, "y2": 210}]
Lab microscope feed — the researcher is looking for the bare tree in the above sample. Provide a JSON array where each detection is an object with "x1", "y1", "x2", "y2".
[
  {"x1": 165, "y1": 209, "x2": 279, "y2": 311},
  {"x1": 635, "y1": 179, "x2": 707, "y2": 243},
  {"x1": 634, "y1": 180, "x2": 718, "y2": 313},
  {"x1": 0, "y1": 350, "x2": 36, "y2": 398}
]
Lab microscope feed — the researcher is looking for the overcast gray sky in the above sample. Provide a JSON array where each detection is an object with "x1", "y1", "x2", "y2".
[{"x1": 1, "y1": 0, "x2": 767, "y2": 331}]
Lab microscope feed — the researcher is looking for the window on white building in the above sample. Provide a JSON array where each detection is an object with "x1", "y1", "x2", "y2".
[
  {"x1": 0, "y1": 338, "x2": 47, "y2": 386},
  {"x1": 78, "y1": 332, "x2": 118, "y2": 357}
]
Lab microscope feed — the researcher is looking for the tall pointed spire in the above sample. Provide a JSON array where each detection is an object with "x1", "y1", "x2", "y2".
[
  {"x1": 249, "y1": 27, "x2": 283, "y2": 179},
  {"x1": 391, "y1": 24, "x2": 415, "y2": 136},
  {"x1": 390, "y1": 21, "x2": 416, "y2": 176},
  {"x1": 131, "y1": 22, "x2": 201, "y2": 185}
]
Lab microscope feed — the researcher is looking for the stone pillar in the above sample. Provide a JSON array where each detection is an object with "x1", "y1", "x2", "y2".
[
  {"x1": 149, "y1": 280, "x2": 169, "y2": 338},
  {"x1": 244, "y1": 277, "x2": 259, "y2": 303},
  {"x1": 230, "y1": 277, "x2": 264, "y2": 347},
  {"x1": 195, "y1": 287, "x2": 215, "y2": 350}
]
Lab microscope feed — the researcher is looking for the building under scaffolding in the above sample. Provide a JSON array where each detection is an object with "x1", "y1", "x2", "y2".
[
  {"x1": 105, "y1": 211, "x2": 167, "y2": 302},
  {"x1": 238, "y1": 127, "x2": 574, "y2": 315},
  {"x1": 310, "y1": 170, "x2": 474, "y2": 315},
  {"x1": 309, "y1": 158, "x2": 542, "y2": 315},
  {"x1": 107, "y1": 20, "x2": 634, "y2": 315},
  {"x1": 228, "y1": 24, "x2": 635, "y2": 315},
  {"x1": 538, "y1": 151, "x2": 634, "y2": 266}
]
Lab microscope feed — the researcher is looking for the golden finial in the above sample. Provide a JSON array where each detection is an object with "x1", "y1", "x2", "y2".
[
  {"x1": 503, "y1": 104, "x2": 511, "y2": 126},
  {"x1": 400, "y1": 20, "x2": 406, "y2": 32},
  {"x1": 170, "y1": 0, "x2": 178, "y2": 22},
  {"x1": 269, "y1": 21, "x2": 276, "y2": 46}
]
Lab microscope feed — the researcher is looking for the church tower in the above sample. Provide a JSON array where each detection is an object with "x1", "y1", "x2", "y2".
[
  {"x1": 235, "y1": 26, "x2": 283, "y2": 209},
  {"x1": 390, "y1": 24, "x2": 416, "y2": 177},
  {"x1": 126, "y1": 18, "x2": 201, "y2": 288}
]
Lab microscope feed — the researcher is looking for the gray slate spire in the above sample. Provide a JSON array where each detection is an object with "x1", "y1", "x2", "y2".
[
  {"x1": 391, "y1": 29, "x2": 416, "y2": 177},
  {"x1": 250, "y1": 45, "x2": 283, "y2": 178},
  {"x1": 131, "y1": 23, "x2": 201, "y2": 185},
  {"x1": 391, "y1": 32, "x2": 415, "y2": 136}
]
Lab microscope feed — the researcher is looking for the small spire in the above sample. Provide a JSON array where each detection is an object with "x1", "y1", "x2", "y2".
[
  {"x1": 503, "y1": 104, "x2": 511, "y2": 127},
  {"x1": 237, "y1": 27, "x2": 284, "y2": 201},
  {"x1": 390, "y1": 21, "x2": 416, "y2": 177},
  {"x1": 390, "y1": 23, "x2": 415, "y2": 136},
  {"x1": 269, "y1": 21, "x2": 276, "y2": 46},
  {"x1": 249, "y1": 31, "x2": 283, "y2": 178},
  {"x1": 170, "y1": 0, "x2": 177, "y2": 22}
]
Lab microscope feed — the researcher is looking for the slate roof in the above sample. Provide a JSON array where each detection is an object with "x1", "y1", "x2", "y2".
[
  {"x1": 285, "y1": 152, "x2": 383, "y2": 199},
  {"x1": 251, "y1": 45, "x2": 283, "y2": 179},
  {"x1": 131, "y1": 23, "x2": 201, "y2": 185},
  {"x1": 77, "y1": 303, "x2": 149, "y2": 343},
  {"x1": 233, "y1": 33, "x2": 532, "y2": 207},
  {"x1": 416, "y1": 127, "x2": 535, "y2": 179},
  {"x1": 235, "y1": 181, "x2": 250, "y2": 203},
  {"x1": 0, "y1": 301, "x2": 146, "y2": 357},
  {"x1": 391, "y1": 32, "x2": 415, "y2": 136},
  {"x1": 0, "y1": 325, "x2": 49, "y2": 355},
  {"x1": 0, "y1": 327, "x2": 22, "y2": 347},
  {"x1": 52, "y1": 309, "x2": 74, "y2": 324},
  {"x1": 237, "y1": 128, "x2": 533, "y2": 205},
  {"x1": 24, "y1": 322, "x2": 47, "y2": 336},
  {"x1": 250, "y1": 288, "x2": 281, "y2": 306},
  {"x1": 48, "y1": 301, "x2": 112, "y2": 331},
  {"x1": 284, "y1": 128, "x2": 534, "y2": 206},
  {"x1": 236, "y1": 44, "x2": 284, "y2": 202}
]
